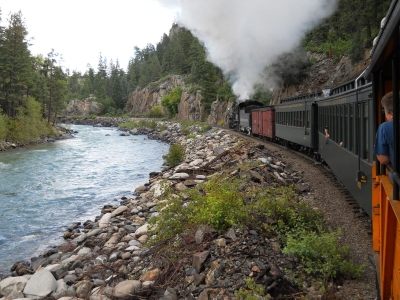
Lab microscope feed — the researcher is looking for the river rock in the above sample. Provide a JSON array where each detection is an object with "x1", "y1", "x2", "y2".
[
  {"x1": 0, "y1": 276, "x2": 28, "y2": 298},
  {"x1": 135, "y1": 223, "x2": 149, "y2": 238},
  {"x1": 114, "y1": 280, "x2": 141, "y2": 298},
  {"x1": 169, "y1": 173, "x2": 190, "y2": 180},
  {"x1": 111, "y1": 206, "x2": 128, "y2": 217},
  {"x1": 23, "y1": 269, "x2": 57, "y2": 298},
  {"x1": 99, "y1": 213, "x2": 112, "y2": 229}
]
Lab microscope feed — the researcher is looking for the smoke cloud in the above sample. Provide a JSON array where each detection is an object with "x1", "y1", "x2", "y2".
[{"x1": 157, "y1": 0, "x2": 338, "y2": 100}]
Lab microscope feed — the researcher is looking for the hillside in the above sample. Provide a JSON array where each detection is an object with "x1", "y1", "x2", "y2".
[{"x1": 271, "y1": 49, "x2": 371, "y2": 104}]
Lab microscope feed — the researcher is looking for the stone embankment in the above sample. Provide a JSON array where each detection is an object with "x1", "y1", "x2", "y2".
[{"x1": 0, "y1": 122, "x2": 341, "y2": 299}]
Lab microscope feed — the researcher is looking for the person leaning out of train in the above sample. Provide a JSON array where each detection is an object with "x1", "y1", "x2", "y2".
[{"x1": 374, "y1": 91, "x2": 395, "y2": 176}]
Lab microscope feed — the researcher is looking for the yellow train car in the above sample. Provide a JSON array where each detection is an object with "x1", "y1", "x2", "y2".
[{"x1": 365, "y1": 0, "x2": 400, "y2": 298}]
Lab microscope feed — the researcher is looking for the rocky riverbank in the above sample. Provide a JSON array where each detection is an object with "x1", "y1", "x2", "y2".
[
  {"x1": 0, "y1": 126, "x2": 74, "y2": 152},
  {"x1": 0, "y1": 121, "x2": 373, "y2": 300}
]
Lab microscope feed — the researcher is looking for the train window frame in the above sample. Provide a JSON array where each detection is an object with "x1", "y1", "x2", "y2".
[
  {"x1": 344, "y1": 105, "x2": 348, "y2": 150},
  {"x1": 363, "y1": 101, "x2": 369, "y2": 161},
  {"x1": 349, "y1": 103, "x2": 354, "y2": 152}
]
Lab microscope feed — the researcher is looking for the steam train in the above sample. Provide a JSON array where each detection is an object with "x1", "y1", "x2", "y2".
[{"x1": 229, "y1": 0, "x2": 400, "y2": 297}]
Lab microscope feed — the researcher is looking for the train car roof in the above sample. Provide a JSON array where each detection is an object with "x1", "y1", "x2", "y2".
[
  {"x1": 237, "y1": 100, "x2": 264, "y2": 108},
  {"x1": 365, "y1": 0, "x2": 400, "y2": 77}
]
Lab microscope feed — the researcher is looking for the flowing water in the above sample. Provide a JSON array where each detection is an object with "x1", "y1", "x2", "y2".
[{"x1": 0, "y1": 125, "x2": 169, "y2": 274}]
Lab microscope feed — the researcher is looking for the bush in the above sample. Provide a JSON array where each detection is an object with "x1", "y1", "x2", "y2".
[
  {"x1": 235, "y1": 278, "x2": 269, "y2": 300},
  {"x1": 163, "y1": 143, "x2": 185, "y2": 167},
  {"x1": 7, "y1": 97, "x2": 51, "y2": 144},
  {"x1": 162, "y1": 87, "x2": 182, "y2": 118},
  {"x1": 147, "y1": 105, "x2": 164, "y2": 118},
  {"x1": 0, "y1": 112, "x2": 8, "y2": 140},
  {"x1": 119, "y1": 119, "x2": 157, "y2": 130},
  {"x1": 188, "y1": 176, "x2": 251, "y2": 232},
  {"x1": 283, "y1": 229, "x2": 365, "y2": 281}
]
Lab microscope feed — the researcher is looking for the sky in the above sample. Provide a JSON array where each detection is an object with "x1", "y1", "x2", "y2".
[
  {"x1": 0, "y1": 0, "x2": 177, "y2": 73},
  {"x1": 1, "y1": 0, "x2": 338, "y2": 100}
]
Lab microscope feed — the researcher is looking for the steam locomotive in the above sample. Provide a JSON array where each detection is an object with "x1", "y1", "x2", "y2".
[{"x1": 228, "y1": 0, "x2": 400, "y2": 297}]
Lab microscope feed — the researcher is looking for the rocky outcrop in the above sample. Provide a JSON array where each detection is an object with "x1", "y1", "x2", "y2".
[
  {"x1": 271, "y1": 50, "x2": 371, "y2": 104},
  {"x1": 207, "y1": 99, "x2": 234, "y2": 125},
  {"x1": 125, "y1": 75, "x2": 185, "y2": 116},
  {"x1": 178, "y1": 89, "x2": 204, "y2": 122},
  {"x1": 125, "y1": 75, "x2": 206, "y2": 122},
  {"x1": 64, "y1": 96, "x2": 103, "y2": 116}
]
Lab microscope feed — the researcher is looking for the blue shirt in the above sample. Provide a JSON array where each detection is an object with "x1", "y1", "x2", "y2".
[{"x1": 374, "y1": 120, "x2": 394, "y2": 172}]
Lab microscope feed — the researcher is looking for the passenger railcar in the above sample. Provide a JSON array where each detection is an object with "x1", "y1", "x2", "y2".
[
  {"x1": 317, "y1": 78, "x2": 373, "y2": 216},
  {"x1": 274, "y1": 94, "x2": 318, "y2": 155}
]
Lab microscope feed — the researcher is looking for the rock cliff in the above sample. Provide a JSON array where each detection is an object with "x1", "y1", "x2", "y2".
[
  {"x1": 64, "y1": 96, "x2": 103, "y2": 116},
  {"x1": 271, "y1": 50, "x2": 371, "y2": 104},
  {"x1": 125, "y1": 75, "x2": 209, "y2": 122}
]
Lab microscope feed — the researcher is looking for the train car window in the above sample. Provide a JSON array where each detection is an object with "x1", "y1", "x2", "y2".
[
  {"x1": 320, "y1": 107, "x2": 325, "y2": 133},
  {"x1": 339, "y1": 105, "x2": 343, "y2": 144},
  {"x1": 328, "y1": 106, "x2": 335, "y2": 139},
  {"x1": 293, "y1": 111, "x2": 295, "y2": 126},
  {"x1": 356, "y1": 103, "x2": 361, "y2": 156},
  {"x1": 344, "y1": 105, "x2": 348, "y2": 149},
  {"x1": 333, "y1": 106, "x2": 336, "y2": 142},
  {"x1": 349, "y1": 103, "x2": 353, "y2": 152},
  {"x1": 363, "y1": 102, "x2": 369, "y2": 160},
  {"x1": 307, "y1": 110, "x2": 310, "y2": 128}
]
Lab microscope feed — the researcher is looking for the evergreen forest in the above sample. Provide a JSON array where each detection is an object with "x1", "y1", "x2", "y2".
[{"x1": 0, "y1": 0, "x2": 392, "y2": 144}]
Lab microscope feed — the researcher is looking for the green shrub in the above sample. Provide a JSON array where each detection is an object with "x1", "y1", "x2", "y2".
[
  {"x1": 147, "y1": 105, "x2": 164, "y2": 118},
  {"x1": 119, "y1": 119, "x2": 157, "y2": 130},
  {"x1": 0, "y1": 112, "x2": 8, "y2": 140},
  {"x1": 283, "y1": 229, "x2": 365, "y2": 281},
  {"x1": 161, "y1": 87, "x2": 182, "y2": 118},
  {"x1": 7, "y1": 97, "x2": 51, "y2": 144},
  {"x1": 234, "y1": 278, "x2": 270, "y2": 300},
  {"x1": 256, "y1": 187, "x2": 324, "y2": 238},
  {"x1": 163, "y1": 143, "x2": 185, "y2": 167},
  {"x1": 186, "y1": 176, "x2": 251, "y2": 233},
  {"x1": 199, "y1": 124, "x2": 212, "y2": 133}
]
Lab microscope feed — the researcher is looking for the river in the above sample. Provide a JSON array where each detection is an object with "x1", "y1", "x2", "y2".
[{"x1": 0, "y1": 125, "x2": 169, "y2": 275}]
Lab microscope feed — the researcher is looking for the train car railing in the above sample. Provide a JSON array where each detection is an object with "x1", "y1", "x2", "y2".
[{"x1": 372, "y1": 162, "x2": 400, "y2": 299}]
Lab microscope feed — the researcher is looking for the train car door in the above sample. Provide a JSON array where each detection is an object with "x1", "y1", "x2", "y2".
[
  {"x1": 252, "y1": 111, "x2": 261, "y2": 135},
  {"x1": 262, "y1": 107, "x2": 275, "y2": 139}
]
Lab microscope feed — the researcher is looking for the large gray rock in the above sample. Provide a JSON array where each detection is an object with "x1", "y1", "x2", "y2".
[
  {"x1": 0, "y1": 276, "x2": 28, "y2": 297},
  {"x1": 45, "y1": 263, "x2": 68, "y2": 280},
  {"x1": 169, "y1": 173, "x2": 190, "y2": 180},
  {"x1": 114, "y1": 280, "x2": 141, "y2": 298},
  {"x1": 23, "y1": 269, "x2": 57, "y2": 298},
  {"x1": 135, "y1": 224, "x2": 149, "y2": 238},
  {"x1": 99, "y1": 213, "x2": 112, "y2": 229},
  {"x1": 111, "y1": 206, "x2": 128, "y2": 217}
]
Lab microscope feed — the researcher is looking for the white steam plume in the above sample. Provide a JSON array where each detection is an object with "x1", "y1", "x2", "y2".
[{"x1": 157, "y1": 0, "x2": 338, "y2": 100}]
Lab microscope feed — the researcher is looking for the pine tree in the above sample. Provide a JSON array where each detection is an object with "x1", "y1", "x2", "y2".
[{"x1": 0, "y1": 11, "x2": 34, "y2": 118}]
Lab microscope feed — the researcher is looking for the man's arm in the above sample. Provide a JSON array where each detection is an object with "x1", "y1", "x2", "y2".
[{"x1": 376, "y1": 154, "x2": 390, "y2": 164}]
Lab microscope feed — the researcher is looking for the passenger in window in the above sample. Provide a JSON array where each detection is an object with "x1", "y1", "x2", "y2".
[{"x1": 374, "y1": 91, "x2": 394, "y2": 168}]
